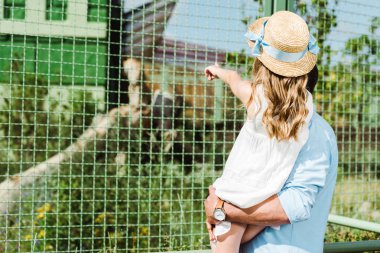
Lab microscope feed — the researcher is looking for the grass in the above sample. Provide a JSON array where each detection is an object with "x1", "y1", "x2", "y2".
[
  {"x1": 331, "y1": 174, "x2": 380, "y2": 223},
  {"x1": 1, "y1": 166, "x2": 379, "y2": 252}
]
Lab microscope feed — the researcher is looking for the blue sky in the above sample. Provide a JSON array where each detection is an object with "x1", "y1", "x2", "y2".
[
  {"x1": 163, "y1": 0, "x2": 258, "y2": 51},
  {"x1": 124, "y1": 0, "x2": 380, "y2": 55},
  {"x1": 124, "y1": 0, "x2": 258, "y2": 52}
]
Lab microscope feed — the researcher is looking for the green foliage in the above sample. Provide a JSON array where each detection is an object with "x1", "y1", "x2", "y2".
[
  {"x1": 325, "y1": 224, "x2": 380, "y2": 242},
  {"x1": 0, "y1": 61, "x2": 98, "y2": 180},
  {"x1": 0, "y1": 67, "x2": 219, "y2": 252},
  {"x1": 297, "y1": 0, "x2": 338, "y2": 65},
  {"x1": 1, "y1": 150, "x2": 214, "y2": 252},
  {"x1": 295, "y1": 1, "x2": 379, "y2": 129},
  {"x1": 1, "y1": 1, "x2": 379, "y2": 252},
  {"x1": 231, "y1": 0, "x2": 379, "y2": 129},
  {"x1": 225, "y1": 50, "x2": 254, "y2": 74},
  {"x1": 315, "y1": 17, "x2": 379, "y2": 127}
]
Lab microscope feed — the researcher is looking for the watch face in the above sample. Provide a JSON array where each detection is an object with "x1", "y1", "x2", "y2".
[{"x1": 213, "y1": 209, "x2": 226, "y2": 221}]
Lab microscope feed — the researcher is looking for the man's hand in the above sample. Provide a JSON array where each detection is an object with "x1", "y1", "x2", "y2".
[
  {"x1": 206, "y1": 218, "x2": 216, "y2": 242},
  {"x1": 204, "y1": 186, "x2": 219, "y2": 242},
  {"x1": 204, "y1": 185, "x2": 219, "y2": 220}
]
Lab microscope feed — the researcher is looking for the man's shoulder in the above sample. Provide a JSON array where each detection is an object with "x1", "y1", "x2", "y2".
[
  {"x1": 310, "y1": 112, "x2": 337, "y2": 143},
  {"x1": 306, "y1": 112, "x2": 338, "y2": 163}
]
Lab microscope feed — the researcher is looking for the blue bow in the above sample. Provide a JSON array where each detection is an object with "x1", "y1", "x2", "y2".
[
  {"x1": 244, "y1": 21, "x2": 269, "y2": 57},
  {"x1": 244, "y1": 31, "x2": 268, "y2": 56},
  {"x1": 307, "y1": 34, "x2": 320, "y2": 55}
]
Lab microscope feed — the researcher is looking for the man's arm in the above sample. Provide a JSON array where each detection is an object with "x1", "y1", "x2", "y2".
[
  {"x1": 204, "y1": 187, "x2": 288, "y2": 241},
  {"x1": 205, "y1": 186, "x2": 289, "y2": 226}
]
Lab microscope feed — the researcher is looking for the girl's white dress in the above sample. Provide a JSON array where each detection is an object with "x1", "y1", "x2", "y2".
[{"x1": 212, "y1": 85, "x2": 313, "y2": 236}]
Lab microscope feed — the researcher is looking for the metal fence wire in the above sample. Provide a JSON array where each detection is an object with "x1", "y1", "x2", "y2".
[{"x1": 0, "y1": 0, "x2": 379, "y2": 252}]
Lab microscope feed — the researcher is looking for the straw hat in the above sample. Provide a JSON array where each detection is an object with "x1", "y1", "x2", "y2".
[{"x1": 246, "y1": 11, "x2": 318, "y2": 77}]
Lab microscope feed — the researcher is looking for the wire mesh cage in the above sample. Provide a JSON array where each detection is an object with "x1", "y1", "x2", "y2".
[{"x1": 0, "y1": 0, "x2": 379, "y2": 252}]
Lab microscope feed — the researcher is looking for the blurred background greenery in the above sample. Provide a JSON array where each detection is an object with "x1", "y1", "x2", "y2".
[{"x1": 0, "y1": 0, "x2": 379, "y2": 252}]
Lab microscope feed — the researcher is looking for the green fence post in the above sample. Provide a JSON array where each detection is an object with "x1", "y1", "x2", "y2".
[
  {"x1": 106, "y1": 0, "x2": 126, "y2": 111},
  {"x1": 264, "y1": 0, "x2": 273, "y2": 16},
  {"x1": 274, "y1": 0, "x2": 286, "y2": 11},
  {"x1": 287, "y1": 0, "x2": 295, "y2": 12},
  {"x1": 264, "y1": 0, "x2": 295, "y2": 15}
]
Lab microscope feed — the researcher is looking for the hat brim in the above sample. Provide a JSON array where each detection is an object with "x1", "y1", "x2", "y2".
[
  {"x1": 258, "y1": 51, "x2": 317, "y2": 77},
  {"x1": 247, "y1": 17, "x2": 317, "y2": 77}
]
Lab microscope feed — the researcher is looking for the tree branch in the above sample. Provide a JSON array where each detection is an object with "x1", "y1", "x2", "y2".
[{"x1": 0, "y1": 105, "x2": 143, "y2": 215}]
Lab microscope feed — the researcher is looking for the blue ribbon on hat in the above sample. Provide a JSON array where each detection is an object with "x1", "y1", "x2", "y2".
[{"x1": 244, "y1": 20, "x2": 320, "y2": 62}]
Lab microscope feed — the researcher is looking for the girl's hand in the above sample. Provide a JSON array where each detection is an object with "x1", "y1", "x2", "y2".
[
  {"x1": 204, "y1": 64, "x2": 220, "y2": 81},
  {"x1": 206, "y1": 218, "x2": 216, "y2": 242}
]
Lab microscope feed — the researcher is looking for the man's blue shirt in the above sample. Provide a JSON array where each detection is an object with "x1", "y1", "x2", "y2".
[{"x1": 240, "y1": 112, "x2": 338, "y2": 253}]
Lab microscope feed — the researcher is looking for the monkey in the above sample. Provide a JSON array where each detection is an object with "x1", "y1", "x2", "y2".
[
  {"x1": 122, "y1": 58, "x2": 153, "y2": 109},
  {"x1": 122, "y1": 58, "x2": 181, "y2": 152},
  {"x1": 122, "y1": 57, "x2": 229, "y2": 170}
]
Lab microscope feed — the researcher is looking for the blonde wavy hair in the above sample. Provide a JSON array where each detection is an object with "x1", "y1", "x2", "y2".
[{"x1": 247, "y1": 59, "x2": 309, "y2": 141}]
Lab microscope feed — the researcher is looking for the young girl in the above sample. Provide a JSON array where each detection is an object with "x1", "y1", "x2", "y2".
[{"x1": 204, "y1": 11, "x2": 319, "y2": 253}]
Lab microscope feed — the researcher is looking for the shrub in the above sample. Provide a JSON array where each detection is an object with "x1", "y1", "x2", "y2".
[{"x1": 0, "y1": 66, "x2": 97, "y2": 181}]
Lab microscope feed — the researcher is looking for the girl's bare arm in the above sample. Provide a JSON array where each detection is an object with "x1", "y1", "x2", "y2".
[{"x1": 204, "y1": 65, "x2": 252, "y2": 107}]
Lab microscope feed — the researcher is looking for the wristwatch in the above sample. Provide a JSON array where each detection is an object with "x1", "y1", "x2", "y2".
[{"x1": 213, "y1": 198, "x2": 226, "y2": 221}]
